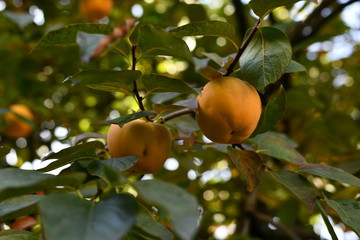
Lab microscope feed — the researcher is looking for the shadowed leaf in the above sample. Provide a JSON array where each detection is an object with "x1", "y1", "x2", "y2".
[
  {"x1": 142, "y1": 74, "x2": 197, "y2": 95},
  {"x1": 106, "y1": 111, "x2": 157, "y2": 127},
  {"x1": 0, "y1": 195, "x2": 43, "y2": 221}
]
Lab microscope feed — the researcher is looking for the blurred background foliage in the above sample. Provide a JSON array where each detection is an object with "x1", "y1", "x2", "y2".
[{"x1": 0, "y1": 0, "x2": 359, "y2": 239}]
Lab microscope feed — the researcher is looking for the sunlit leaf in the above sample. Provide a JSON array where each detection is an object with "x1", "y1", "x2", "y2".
[
  {"x1": 170, "y1": 20, "x2": 238, "y2": 47},
  {"x1": 228, "y1": 147, "x2": 264, "y2": 192},
  {"x1": 134, "y1": 180, "x2": 199, "y2": 240},
  {"x1": 40, "y1": 193, "x2": 138, "y2": 240},
  {"x1": 325, "y1": 197, "x2": 360, "y2": 236},
  {"x1": 258, "y1": 135, "x2": 306, "y2": 164},
  {"x1": 64, "y1": 70, "x2": 142, "y2": 95},
  {"x1": 268, "y1": 170, "x2": 318, "y2": 212},
  {"x1": 238, "y1": 27, "x2": 292, "y2": 93},
  {"x1": 106, "y1": 111, "x2": 157, "y2": 127},
  {"x1": 297, "y1": 163, "x2": 360, "y2": 187},
  {"x1": 35, "y1": 23, "x2": 113, "y2": 49},
  {"x1": 0, "y1": 195, "x2": 43, "y2": 221},
  {"x1": 142, "y1": 74, "x2": 197, "y2": 95},
  {"x1": 137, "y1": 24, "x2": 193, "y2": 61},
  {"x1": 0, "y1": 169, "x2": 85, "y2": 202},
  {"x1": 249, "y1": 0, "x2": 318, "y2": 18}
]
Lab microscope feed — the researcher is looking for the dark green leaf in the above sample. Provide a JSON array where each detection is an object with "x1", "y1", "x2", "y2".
[
  {"x1": 0, "y1": 146, "x2": 11, "y2": 159},
  {"x1": 76, "y1": 32, "x2": 106, "y2": 63},
  {"x1": 239, "y1": 27, "x2": 292, "y2": 93},
  {"x1": 39, "y1": 141, "x2": 104, "y2": 172},
  {"x1": 227, "y1": 148, "x2": 264, "y2": 192},
  {"x1": 0, "y1": 169, "x2": 85, "y2": 202},
  {"x1": 250, "y1": 131, "x2": 298, "y2": 148},
  {"x1": 40, "y1": 193, "x2": 138, "y2": 240},
  {"x1": 87, "y1": 156, "x2": 139, "y2": 178},
  {"x1": 106, "y1": 111, "x2": 157, "y2": 127},
  {"x1": 258, "y1": 135, "x2": 306, "y2": 164},
  {"x1": 0, "y1": 234, "x2": 39, "y2": 240},
  {"x1": 0, "y1": 195, "x2": 43, "y2": 221},
  {"x1": 268, "y1": 170, "x2": 318, "y2": 212},
  {"x1": 249, "y1": 0, "x2": 318, "y2": 18},
  {"x1": 285, "y1": 60, "x2": 307, "y2": 73},
  {"x1": 325, "y1": 197, "x2": 360, "y2": 236},
  {"x1": 170, "y1": 20, "x2": 238, "y2": 47},
  {"x1": 34, "y1": 23, "x2": 113, "y2": 49},
  {"x1": 0, "y1": 230, "x2": 34, "y2": 238},
  {"x1": 137, "y1": 24, "x2": 193, "y2": 61},
  {"x1": 253, "y1": 85, "x2": 286, "y2": 135},
  {"x1": 135, "y1": 211, "x2": 173, "y2": 240},
  {"x1": 142, "y1": 74, "x2": 197, "y2": 95},
  {"x1": 64, "y1": 70, "x2": 142, "y2": 95},
  {"x1": 134, "y1": 180, "x2": 199, "y2": 240},
  {"x1": 297, "y1": 163, "x2": 360, "y2": 187}
]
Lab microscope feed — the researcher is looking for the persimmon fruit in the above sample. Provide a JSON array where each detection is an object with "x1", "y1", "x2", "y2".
[
  {"x1": 3, "y1": 104, "x2": 34, "y2": 139},
  {"x1": 107, "y1": 119, "x2": 172, "y2": 174},
  {"x1": 80, "y1": 0, "x2": 113, "y2": 21},
  {"x1": 196, "y1": 76, "x2": 262, "y2": 144}
]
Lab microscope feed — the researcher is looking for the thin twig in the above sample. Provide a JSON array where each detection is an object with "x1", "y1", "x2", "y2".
[
  {"x1": 163, "y1": 108, "x2": 194, "y2": 122},
  {"x1": 131, "y1": 45, "x2": 151, "y2": 121},
  {"x1": 225, "y1": 18, "x2": 261, "y2": 76}
]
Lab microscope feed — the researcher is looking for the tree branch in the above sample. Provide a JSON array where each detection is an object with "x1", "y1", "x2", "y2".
[
  {"x1": 163, "y1": 108, "x2": 194, "y2": 122},
  {"x1": 225, "y1": 18, "x2": 261, "y2": 76}
]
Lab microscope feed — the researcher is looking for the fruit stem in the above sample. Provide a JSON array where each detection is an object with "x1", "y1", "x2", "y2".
[
  {"x1": 225, "y1": 18, "x2": 261, "y2": 76},
  {"x1": 163, "y1": 108, "x2": 194, "y2": 122},
  {"x1": 131, "y1": 44, "x2": 152, "y2": 121}
]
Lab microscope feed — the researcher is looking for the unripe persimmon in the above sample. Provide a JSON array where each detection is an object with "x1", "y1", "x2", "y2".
[
  {"x1": 80, "y1": 0, "x2": 113, "y2": 21},
  {"x1": 3, "y1": 104, "x2": 34, "y2": 139},
  {"x1": 107, "y1": 119, "x2": 172, "y2": 174},
  {"x1": 197, "y1": 76, "x2": 262, "y2": 144}
]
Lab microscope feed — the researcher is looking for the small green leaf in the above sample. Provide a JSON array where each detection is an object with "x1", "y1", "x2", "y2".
[
  {"x1": 239, "y1": 27, "x2": 292, "y2": 93},
  {"x1": 142, "y1": 74, "x2": 197, "y2": 95},
  {"x1": 268, "y1": 170, "x2": 318, "y2": 212},
  {"x1": 39, "y1": 141, "x2": 104, "y2": 172},
  {"x1": 106, "y1": 111, "x2": 157, "y2": 127},
  {"x1": 170, "y1": 20, "x2": 238, "y2": 47},
  {"x1": 227, "y1": 148, "x2": 264, "y2": 192},
  {"x1": 285, "y1": 60, "x2": 307, "y2": 73},
  {"x1": 137, "y1": 24, "x2": 193, "y2": 61},
  {"x1": 0, "y1": 169, "x2": 85, "y2": 202},
  {"x1": 64, "y1": 70, "x2": 142, "y2": 95},
  {"x1": 297, "y1": 163, "x2": 360, "y2": 187},
  {"x1": 87, "y1": 156, "x2": 139, "y2": 179},
  {"x1": 258, "y1": 135, "x2": 306, "y2": 165},
  {"x1": 253, "y1": 85, "x2": 286, "y2": 135},
  {"x1": 0, "y1": 195, "x2": 43, "y2": 221},
  {"x1": 34, "y1": 23, "x2": 113, "y2": 49},
  {"x1": 325, "y1": 197, "x2": 360, "y2": 236},
  {"x1": 249, "y1": 0, "x2": 318, "y2": 18},
  {"x1": 0, "y1": 146, "x2": 11, "y2": 159},
  {"x1": 135, "y1": 211, "x2": 174, "y2": 240},
  {"x1": 134, "y1": 180, "x2": 199, "y2": 240},
  {"x1": 0, "y1": 230, "x2": 38, "y2": 240},
  {"x1": 40, "y1": 193, "x2": 138, "y2": 240}
]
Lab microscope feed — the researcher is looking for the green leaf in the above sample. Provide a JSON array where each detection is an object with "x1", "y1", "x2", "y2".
[
  {"x1": 0, "y1": 146, "x2": 11, "y2": 159},
  {"x1": 3, "y1": 11, "x2": 33, "y2": 29},
  {"x1": 135, "y1": 211, "x2": 174, "y2": 240},
  {"x1": 0, "y1": 169, "x2": 85, "y2": 202},
  {"x1": 40, "y1": 193, "x2": 138, "y2": 240},
  {"x1": 268, "y1": 170, "x2": 318, "y2": 212},
  {"x1": 297, "y1": 163, "x2": 360, "y2": 187},
  {"x1": 0, "y1": 234, "x2": 39, "y2": 240},
  {"x1": 316, "y1": 199, "x2": 339, "y2": 240},
  {"x1": 64, "y1": 70, "x2": 142, "y2": 95},
  {"x1": 106, "y1": 111, "x2": 157, "y2": 127},
  {"x1": 249, "y1": 0, "x2": 318, "y2": 18},
  {"x1": 0, "y1": 195, "x2": 43, "y2": 221},
  {"x1": 258, "y1": 135, "x2": 306, "y2": 165},
  {"x1": 76, "y1": 32, "x2": 106, "y2": 63},
  {"x1": 227, "y1": 148, "x2": 264, "y2": 192},
  {"x1": 87, "y1": 156, "x2": 139, "y2": 179},
  {"x1": 137, "y1": 24, "x2": 193, "y2": 62},
  {"x1": 39, "y1": 141, "x2": 104, "y2": 172},
  {"x1": 239, "y1": 27, "x2": 292, "y2": 93},
  {"x1": 250, "y1": 131, "x2": 298, "y2": 148},
  {"x1": 34, "y1": 23, "x2": 113, "y2": 49},
  {"x1": 170, "y1": 20, "x2": 238, "y2": 47},
  {"x1": 252, "y1": 85, "x2": 287, "y2": 135},
  {"x1": 142, "y1": 74, "x2": 197, "y2": 95},
  {"x1": 285, "y1": 60, "x2": 307, "y2": 73},
  {"x1": 325, "y1": 197, "x2": 360, "y2": 236},
  {"x1": 134, "y1": 180, "x2": 199, "y2": 240}
]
